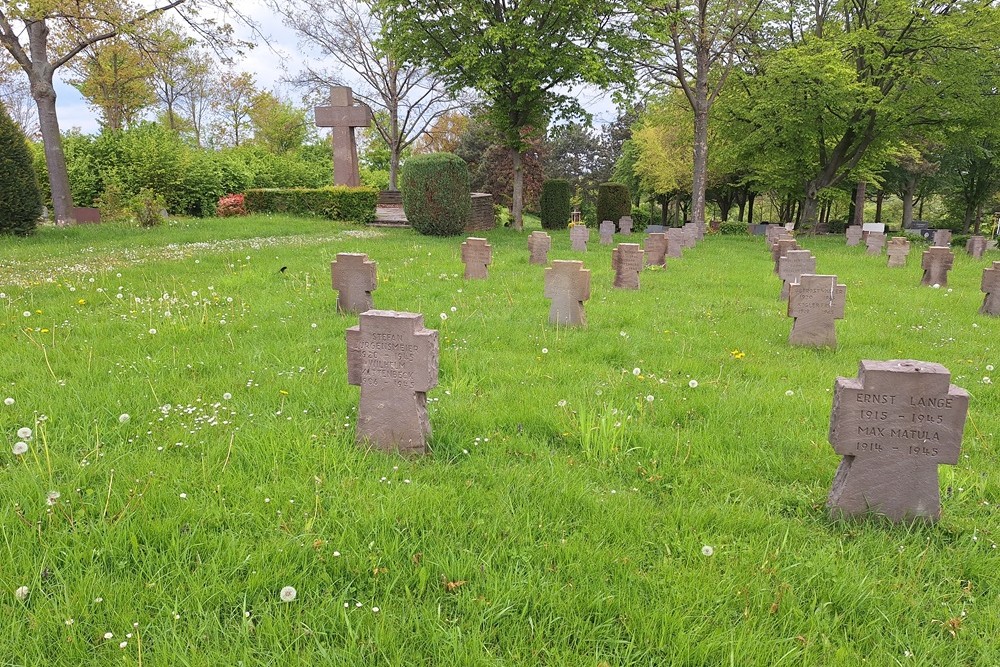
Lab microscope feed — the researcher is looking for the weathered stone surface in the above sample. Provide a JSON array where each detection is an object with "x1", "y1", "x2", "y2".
[
  {"x1": 461, "y1": 237, "x2": 492, "y2": 279},
  {"x1": 681, "y1": 223, "x2": 698, "y2": 248},
  {"x1": 71, "y1": 207, "x2": 101, "y2": 224},
  {"x1": 887, "y1": 237, "x2": 910, "y2": 267},
  {"x1": 921, "y1": 246, "x2": 954, "y2": 287},
  {"x1": 933, "y1": 229, "x2": 952, "y2": 247},
  {"x1": 644, "y1": 232, "x2": 668, "y2": 267},
  {"x1": 827, "y1": 360, "x2": 969, "y2": 522},
  {"x1": 771, "y1": 239, "x2": 800, "y2": 275},
  {"x1": 527, "y1": 231, "x2": 551, "y2": 266},
  {"x1": 665, "y1": 228, "x2": 684, "y2": 257},
  {"x1": 346, "y1": 310, "x2": 439, "y2": 455},
  {"x1": 966, "y1": 235, "x2": 987, "y2": 259},
  {"x1": 694, "y1": 221, "x2": 706, "y2": 240},
  {"x1": 865, "y1": 233, "x2": 886, "y2": 255},
  {"x1": 767, "y1": 225, "x2": 793, "y2": 244},
  {"x1": 315, "y1": 86, "x2": 373, "y2": 187},
  {"x1": 749, "y1": 224, "x2": 768, "y2": 236},
  {"x1": 331, "y1": 253, "x2": 377, "y2": 313},
  {"x1": 981, "y1": 261, "x2": 1000, "y2": 316},
  {"x1": 599, "y1": 220, "x2": 615, "y2": 245},
  {"x1": 544, "y1": 260, "x2": 590, "y2": 326},
  {"x1": 778, "y1": 249, "x2": 816, "y2": 299},
  {"x1": 570, "y1": 225, "x2": 590, "y2": 252},
  {"x1": 862, "y1": 222, "x2": 885, "y2": 234},
  {"x1": 611, "y1": 243, "x2": 644, "y2": 289},
  {"x1": 647, "y1": 224, "x2": 666, "y2": 233},
  {"x1": 788, "y1": 274, "x2": 846, "y2": 347},
  {"x1": 619, "y1": 216, "x2": 633, "y2": 235},
  {"x1": 846, "y1": 226, "x2": 863, "y2": 246}
]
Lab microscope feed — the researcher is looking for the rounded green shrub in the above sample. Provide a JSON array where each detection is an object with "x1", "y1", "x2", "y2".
[
  {"x1": 539, "y1": 179, "x2": 571, "y2": 230},
  {"x1": 719, "y1": 221, "x2": 750, "y2": 235},
  {"x1": 0, "y1": 104, "x2": 42, "y2": 236},
  {"x1": 401, "y1": 153, "x2": 471, "y2": 236},
  {"x1": 595, "y1": 183, "x2": 630, "y2": 229}
]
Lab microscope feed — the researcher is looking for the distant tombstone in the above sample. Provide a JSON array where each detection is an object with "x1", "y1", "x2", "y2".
[
  {"x1": 665, "y1": 228, "x2": 684, "y2": 258},
  {"x1": 766, "y1": 225, "x2": 791, "y2": 244},
  {"x1": 646, "y1": 224, "x2": 666, "y2": 234},
  {"x1": 865, "y1": 232, "x2": 886, "y2": 256},
  {"x1": 862, "y1": 222, "x2": 885, "y2": 234},
  {"x1": 71, "y1": 207, "x2": 101, "y2": 224},
  {"x1": 778, "y1": 249, "x2": 816, "y2": 299},
  {"x1": 599, "y1": 220, "x2": 615, "y2": 245},
  {"x1": 618, "y1": 216, "x2": 633, "y2": 235},
  {"x1": 966, "y1": 235, "x2": 987, "y2": 259},
  {"x1": 570, "y1": 225, "x2": 590, "y2": 252},
  {"x1": 346, "y1": 310, "x2": 439, "y2": 455},
  {"x1": 694, "y1": 221, "x2": 706, "y2": 240},
  {"x1": 827, "y1": 359, "x2": 969, "y2": 523},
  {"x1": 315, "y1": 86, "x2": 374, "y2": 187},
  {"x1": 461, "y1": 237, "x2": 492, "y2": 279},
  {"x1": 921, "y1": 246, "x2": 954, "y2": 287},
  {"x1": 527, "y1": 231, "x2": 551, "y2": 266},
  {"x1": 887, "y1": 237, "x2": 910, "y2": 267},
  {"x1": 644, "y1": 232, "x2": 668, "y2": 267},
  {"x1": 846, "y1": 225, "x2": 863, "y2": 246},
  {"x1": 544, "y1": 260, "x2": 590, "y2": 326},
  {"x1": 933, "y1": 229, "x2": 952, "y2": 247},
  {"x1": 980, "y1": 261, "x2": 1000, "y2": 316},
  {"x1": 681, "y1": 222, "x2": 698, "y2": 248},
  {"x1": 749, "y1": 224, "x2": 769, "y2": 236},
  {"x1": 611, "y1": 243, "x2": 644, "y2": 289},
  {"x1": 771, "y1": 239, "x2": 800, "y2": 275},
  {"x1": 788, "y1": 274, "x2": 846, "y2": 347},
  {"x1": 331, "y1": 253, "x2": 377, "y2": 313}
]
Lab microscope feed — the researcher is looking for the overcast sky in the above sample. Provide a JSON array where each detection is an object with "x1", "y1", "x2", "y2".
[{"x1": 51, "y1": 2, "x2": 619, "y2": 135}]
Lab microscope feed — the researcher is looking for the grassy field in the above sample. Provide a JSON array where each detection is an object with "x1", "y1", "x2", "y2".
[{"x1": 1, "y1": 216, "x2": 998, "y2": 666}]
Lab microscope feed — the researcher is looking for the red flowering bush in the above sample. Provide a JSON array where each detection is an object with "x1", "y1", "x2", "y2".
[{"x1": 216, "y1": 193, "x2": 247, "y2": 218}]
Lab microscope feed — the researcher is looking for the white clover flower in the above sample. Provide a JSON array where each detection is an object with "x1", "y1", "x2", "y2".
[
  {"x1": 632, "y1": 367, "x2": 641, "y2": 376},
  {"x1": 119, "y1": 413, "x2": 130, "y2": 424},
  {"x1": 14, "y1": 586, "x2": 29, "y2": 601},
  {"x1": 450, "y1": 306, "x2": 457, "y2": 312},
  {"x1": 17, "y1": 427, "x2": 32, "y2": 440},
  {"x1": 785, "y1": 390, "x2": 795, "y2": 396},
  {"x1": 149, "y1": 328, "x2": 157, "y2": 335},
  {"x1": 984, "y1": 377, "x2": 992, "y2": 385},
  {"x1": 987, "y1": 365, "x2": 995, "y2": 372},
  {"x1": 119, "y1": 641, "x2": 128, "y2": 649},
  {"x1": 279, "y1": 586, "x2": 297, "y2": 602},
  {"x1": 103, "y1": 632, "x2": 113, "y2": 640},
  {"x1": 372, "y1": 607, "x2": 380, "y2": 613},
  {"x1": 4, "y1": 397, "x2": 14, "y2": 406},
  {"x1": 541, "y1": 348, "x2": 548, "y2": 354},
  {"x1": 23, "y1": 311, "x2": 31, "y2": 317},
  {"x1": 179, "y1": 493, "x2": 187, "y2": 499},
  {"x1": 932, "y1": 283, "x2": 941, "y2": 289},
  {"x1": 12, "y1": 442, "x2": 28, "y2": 456},
  {"x1": 646, "y1": 395, "x2": 654, "y2": 402},
  {"x1": 557, "y1": 399, "x2": 567, "y2": 407},
  {"x1": 689, "y1": 380, "x2": 699, "y2": 388},
  {"x1": 701, "y1": 545, "x2": 714, "y2": 556}
]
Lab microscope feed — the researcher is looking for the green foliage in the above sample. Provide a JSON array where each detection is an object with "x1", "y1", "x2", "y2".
[
  {"x1": 951, "y1": 234, "x2": 971, "y2": 249},
  {"x1": 0, "y1": 104, "x2": 41, "y2": 236},
  {"x1": 719, "y1": 221, "x2": 750, "y2": 235},
  {"x1": 400, "y1": 153, "x2": 471, "y2": 236},
  {"x1": 595, "y1": 182, "x2": 631, "y2": 229},
  {"x1": 243, "y1": 187, "x2": 377, "y2": 223},
  {"x1": 539, "y1": 179, "x2": 572, "y2": 230},
  {"x1": 130, "y1": 188, "x2": 167, "y2": 227},
  {"x1": 629, "y1": 206, "x2": 649, "y2": 232}
]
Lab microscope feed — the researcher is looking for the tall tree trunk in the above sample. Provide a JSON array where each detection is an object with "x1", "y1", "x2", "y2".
[
  {"x1": 511, "y1": 149, "x2": 524, "y2": 231},
  {"x1": 659, "y1": 194, "x2": 668, "y2": 225},
  {"x1": 918, "y1": 197, "x2": 925, "y2": 220},
  {"x1": 853, "y1": 180, "x2": 866, "y2": 226},
  {"x1": 690, "y1": 99, "x2": 709, "y2": 227},
  {"x1": 874, "y1": 191, "x2": 884, "y2": 224},
  {"x1": 974, "y1": 204, "x2": 983, "y2": 235},
  {"x1": 847, "y1": 184, "x2": 857, "y2": 226},
  {"x1": 33, "y1": 77, "x2": 73, "y2": 224},
  {"x1": 800, "y1": 180, "x2": 821, "y2": 227},
  {"x1": 901, "y1": 176, "x2": 916, "y2": 228},
  {"x1": 747, "y1": 191, "x2": 756, "y2": 224},
  {"x1": 963, "y1": 206, "x2": 973, "y2": 234},
  {"x1": 388, "y1": 103, "x2": 400, "y2": 191}
]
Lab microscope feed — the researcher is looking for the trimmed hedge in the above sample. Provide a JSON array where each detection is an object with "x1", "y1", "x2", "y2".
[
  {"x1": 539, "y1": 179, "x2": 571, "y2": 230},
  {"x1": 0, "y1": 104, "x2": 41, "y2": 236},
  {"x1": 244, "y1": 186, "x2": 377, "y2": 223},
  {"x1": 719, "y1": 221, "x2": 750, "y2": 235},
  {"x1": 595, "y1": 183, "x2": 630, "y2": 230},
  {"x1": 400, "y1": 153, "x2": 471, "y2": 236}
]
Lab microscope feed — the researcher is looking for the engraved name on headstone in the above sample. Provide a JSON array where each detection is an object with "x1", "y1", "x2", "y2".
[
  {"x1": 778, "y1": 249, "x2": 816, "y2": 299},
  {"x1": 331, "y1": 252, "x2": 377, "y2": 313},
  {"x1": 544, "y1": 260, "x2": 590, "y2": 326},
  {"x1": 921, "y1": 246, "x2": 954, "y2": 287},
  {"x1": 772, "y1": 238, "x2": 800, "y2": 275},
  {"x1": 787, "y1": 274, "x2": 846, "y2": 347},
  {"x1": 527, "y1": 231, "x2": 551, "y2": 266},
  {"x1": 461, "y1": 237, "x2": 492, "y2": 279},
  {"x1": 865, "y1": 232, "x2": 886, "y2": 256},
  {"x1": 611, "y1": 243, "x2": 644, "y2": 289}
]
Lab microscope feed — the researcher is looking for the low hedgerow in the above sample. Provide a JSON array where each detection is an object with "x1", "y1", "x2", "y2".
[
  {"x1": 719, "y1": 221, "x2": 750, "y2": 235},
  {"x1": 244, "y1": 187, "x2": 377, "y2": 223}
]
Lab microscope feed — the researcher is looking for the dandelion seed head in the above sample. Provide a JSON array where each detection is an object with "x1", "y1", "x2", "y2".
[
  {"x1": 632, "y1": 367, "x2": 641, "y2": 376},
  {"x1": 701, "y1": 545, "x2": 714, "y2": 556},
  {"x1": 17, "y1": 427, "x2": 32, "y2": 440},
  {"x1": 689, "y1": 380, "x2": 699, "y2": 388},
  {"x1": 119, "y1": 413, "x2": 130, "y2": 424},
  {"x1": 3, "y1": 397, "x2": 13, "y2": 406},
  {"x1": 14, "y1": 586, "x2": 28, "y2": 601},
  {"x1": 646, "y1": 395, "x2": 654, "y2": 402},
  {"x1": 12, "y1": 442, "x2": 28, "y2": 455},
  {"x1": 557, "y1": 399, "x2": 567, "y2": 407},
  {"x1": 280, "y1": 586, "x2": 297, "y2": 602}
]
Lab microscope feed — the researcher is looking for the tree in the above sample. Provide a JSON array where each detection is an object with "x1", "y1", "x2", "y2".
[
  {"x1": 413, "y1": 111, "x2": 469, "y2": 154},
  {"x1": 68, "y1": 36, "x2": 156, "y2": 130},
  {"x1": 0, "y1": 51, "x2": 36, "y2": 135},
  {"x1": 273, "y1": 0, "x2": 461, "y2": 191},
  {"x1": 380, "y1": 0, "x2": 618, "y2": 229},
  {"x1": 0, "y1": 100, "x2": 42, "y2": 235},
  {"x1": 250, "y1": 91, "x2": 308, "y2": 153},
  {"x1": 178, "y1": 49, "x2": 214, "y2": 146},
  {"x1": 211, "y1": 71, "x2": 257, "y2": 147}
]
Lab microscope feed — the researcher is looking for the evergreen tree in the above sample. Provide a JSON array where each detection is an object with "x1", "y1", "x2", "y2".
[{"x1": 0, "y1": 102, "x2": 41, "y2": 236}]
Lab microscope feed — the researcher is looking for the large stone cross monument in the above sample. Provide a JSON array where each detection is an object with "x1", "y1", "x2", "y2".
[{"x1": 315, "y1": 86, "x2": 373, "y2": 187}]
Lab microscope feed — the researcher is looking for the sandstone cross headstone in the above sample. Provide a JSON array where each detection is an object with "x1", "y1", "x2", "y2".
[
  {"x1": 346, "y1": 310, "x2": 439, "y2": 455},
  {"x1": 461, "y1": 237, "x2": 492, "y2": 279},
  {"x1": 315, "y1": 86, "x2": 374, "y2": 187},
  {"x1": 682, "y1": 222, "x2": 698, "y2": 248},
  {"x1": 665, "y1": 228, "x2": 684, "y2": 258},
  {"x1": 778, "y1": 249, "x2": 816, "y2": 299},
  {"x1": 644, "y1": 232, "x2": 668, "y2": 267},
  {"x1": 980, "y1": 261, "x2": 1000, "y2": 316},
  {"x1": 846, "y1": 225, "x2": 863, "y2": 246},
  {"x1": 331, "y1": 253, "x2": 377, "y2": 313},
  {"x1": 599, "y1": 220, "x2": 615, "y2": 245},
  {"x1": 771, "y1": 239, "x2": 800, "y2": 274},
  {"x1": 933, "y1": 229, "x2": 952, "y2": 247},
  {"x1": 570, "y1": 225, "x2": 590, "y2": 252},
  {"x1": 527, "y1": 231, "x2": 551, "y2": 266},
  {"x1": 921, "y1": 246, "x2": 954, "y2": 287},
  {"x1": 767, "y1": 225, "x2": 792, "y2": 244},
  {"x1": 865, "y1": 232, "x2": 886, "y2": 256},
  {"x1": 887, "y1": 237, "x2": 910, "y2": 267},
  {"x1": 787, "y1": 274, "x2": 846, "y2": 347},
  {"x1": 694, "y1": 221, "x2": 706, "y2": 241},
  {"x1": 966, "y1": 235, "x2": 987, "y2": 259},
  {"x1": 827, "y1": 359, "x2": 969, "y2": 522},
  {"x1": 544, "y1": 260, "x2": 590, "y2": 326},
  {"x1": 618, "y1": 216, "x2": 633, "y2": 235},
  {"x1": 611, "y1": 243, "x2": 644, "y2": 290}
]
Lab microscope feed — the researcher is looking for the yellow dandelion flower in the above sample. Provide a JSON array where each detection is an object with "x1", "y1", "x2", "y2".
[
  {"x1": 279, "y1": 390, "x2": 289, "y2": 396},
  {"x1": 77, "y1": 298, "x2": 87, "y2": 305}
]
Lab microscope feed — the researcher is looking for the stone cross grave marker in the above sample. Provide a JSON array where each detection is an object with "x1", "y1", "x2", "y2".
[
  {"x1": 787, "y1": 274, "x2": 846, "y2": 347},
  {"x1": 772, "y1": 238, "x2": 800, "y2": 275},
  {"x1": 644, "y1": 232, "x2": 668, "y2": 267},
  {"x1": 887, "y1": 237, "x2": 910, "y2": 267},
  {"x1": 331, "y1": 253, "x2": 377, "y2": 313},
  {"x1": 461, "y1": 237, "x2": 492, "y2": 279},
  {"x1": 865, "y1": 232, "x2": 886, "y2": 256},
  {"x1": 921, "y1": 246, "x2": 954, "y2": 287},
  {"x1": 315, "y1": 86, "x2": 373, "y2": 187},
  {"x1": 846, "y1": 225, "x2": 863, "y2": 246},
  {"x1": 981, "y1": 261, "x2": 1000, "y2": 316},
  {"x1": 933, "y1": 229, "x2": 952, "y2": 247},
  {"x1": 346, "y1": 310, "x2": 439, "y2": 455},
  {"x1": 682, "y1": 222, "x2": 698, "y2": 248},
  {"x1": 665, "y1": 228, "x2": 684, "y2": 258},
  {"x1": 827, "y1": 359, "x2": 969, "y2": 522},
  {"x1": 695, "y1": 221, "x2": 706, "y2": 241},
  {"x1": 570, "y1": 225, "x2": 590, "y2": 252},
  {"x1": 527, "y1": 231, "x2": 551, "y2": 266},
  {"x1": 778, "y1": 249, "x2": 816, "y2": 299},
  {"x1": 619, "y1": 216, "x2": 633, "y2": 235},
  {"x1": 611, "y1": 243, "x2": 644, "y2": 289},
  {"x1": 599, "y1": 220, "x2": 615, "y2": 245},
  {"x1": 544, "y1": 260, "x2": 590, "y2": 326},
  {"x1": 767, "y1": 225, "x2": 792, "y2": 244},
  {"x1": 967, "y1": 235, "x2": 987, "y2": 259}
]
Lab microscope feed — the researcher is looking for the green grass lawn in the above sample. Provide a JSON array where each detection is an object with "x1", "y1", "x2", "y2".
[{"x1": 1, "y1": 216, "x2": 998, "y2": 666}]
